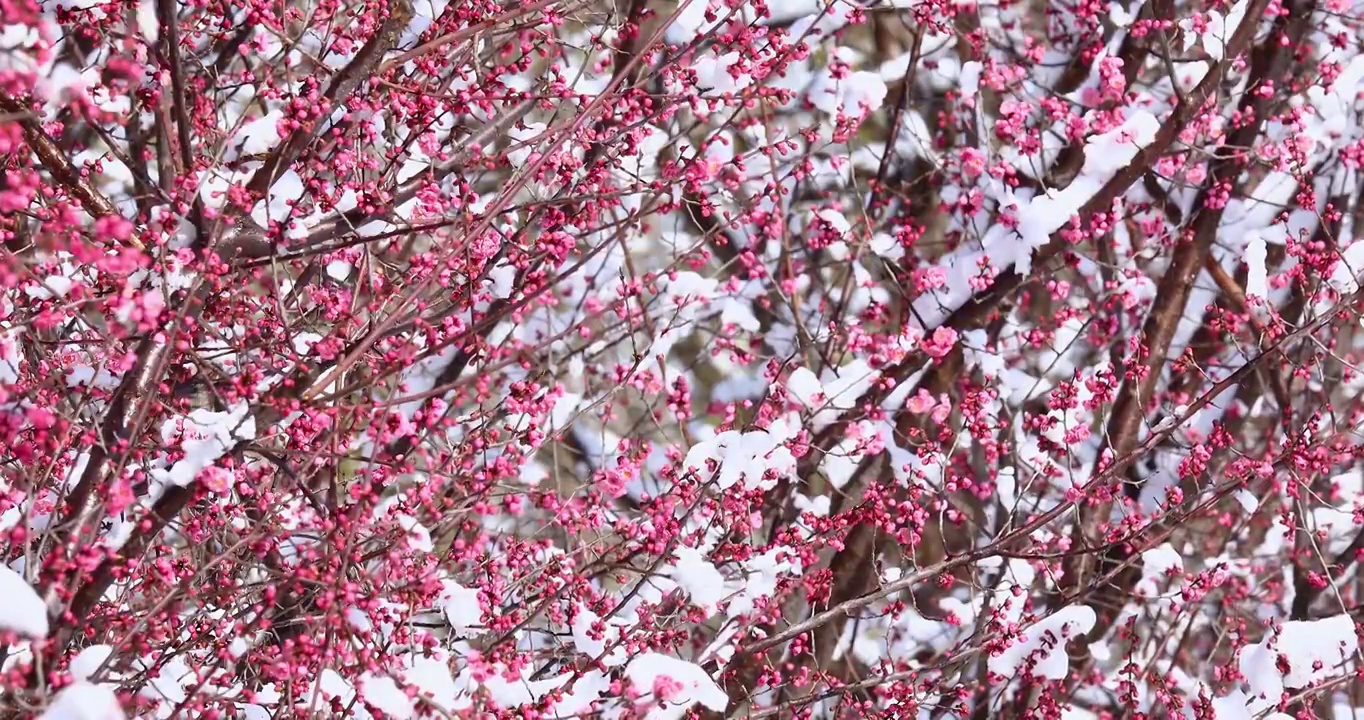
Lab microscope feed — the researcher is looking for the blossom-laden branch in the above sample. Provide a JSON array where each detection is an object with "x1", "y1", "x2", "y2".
[
  {"x1": 3, "y1": 0, "x2": 1364, "y2": 716},
  {"x1": 0, "y1": 93, "x2": 143, "y2": 250}
]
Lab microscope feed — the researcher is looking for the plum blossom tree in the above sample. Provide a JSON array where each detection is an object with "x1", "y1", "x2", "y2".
[{"x1": 3, "y1": 0, "x2": 1364, "y2": 715}]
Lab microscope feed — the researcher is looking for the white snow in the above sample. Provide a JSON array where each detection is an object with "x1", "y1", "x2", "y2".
[
  {"x1": 359, "y1": 674, "x2": 415, "y2": 719},
  {"x1": 550, "y1": 670, "x2": 611, "y2": 716},
  {"x1": 487, "y1": 263, "x2": 517, "y2": 299},
  {"x1": 396, "y1": 514, "x2": 434, "y2": 553},
  {"x1": 25, "y1": 275, "x2": 74, "y2": 300},
  {"x1": 870, "y1": 232, "x2": 904, "y2": 260},
  {"x1": 1304, "y1": 55, "x2": 1364, "y2": 152},
  {"x1": 401, "y1": 653, "x2": 461, "y2": 713},
  {"x1": 1185, "y1": 0, "x2": 1249, "y2": 61},
  {"x1": 151, "y1": 402, "x2": 256, "y2": 488},
  {"x1": 814, "y1": 208, "x2": 852, "y2": 237},
  {"x1": 1328, "y1": 239, "x2": 1364, "y2": 294},
  {"x1": 1140, "y1": 544, "x2": 1183, "y2": 577},
  {"x1": 231, "y1": 111, "x2": 284, "y2": 160},
  {"x1": 0, "y1": 564, "x2": 48, "y2": 638},
  {"x1": 808, "y1": 62, "x2": 888, "y2": 120},
  {"x1": 1234, "y1": 489, "x2": 1259, "y2": 513},
  {"x1": 1081, "y1": 111, "x2": 1163, "y2": 175},
  {"x1": 68, "y1": 645, "x2": 114, "y2": 682},
  {"x1": 1013, "y1": 111, "x2": 1161, "y2": 271},
  {"x1": 315, "y1": 669, "x2": 358, "y2": 708},
  {"x1": 681, "y1": 420, "x2": 799, "y2": 492},
  {"x1": 670, "y1": 546, "x2": 729, "y2": 615},
  {"x1": 250, "y1": 170, "x2": 306, "y2": 227},
  {"x1": 667, "y1": 0, "x2": 754, "y2": 44},
  {"x1": 785, "y1": 361, "x2": 882, "y2": 429},
  {"x1": 1239, "y1": 614, "x2": 1359, "y2": 700},
  {"x1": 1108, "y1": 1, "x2": 1136, "y2": 26},
  {"x1": 1244, "y1": 233, "x2": 1268, "y2": 298},
  {"x1": 0, "y1": 327, "x2": 20, "y2": 385},
  {"x1": 691, "y1": 52, "x2": 753, "y2": 98},
  {"x1": 39, "y1": 682, "x2": 126, "y2": 720},
  {"x1": 480, "y1": 665, "x2": 573, "y2": 708},
  {"x1": 727, "y1": 546, "x2": 801, "y2": 617},
  {"x1": 325, "y1": 260, "x2": 353, "y2": 281},
  {"x1": 786, "y1": 367, "x2": 824, "y2": 406},
  {"x1": 912, "y1": 110, "x2": 1161, "y2": 328},
  {"x1": 440, "y1": 580, "x2": 483, "y2": 637},
  {"x1": 782, "y1": 0, "x2": 860, "y2": 36},
  {"x1": 989, "y1": 605, "x2": 1097, "y2": 680},
  {"x1": 895, "y1": 110, "x2": 938, "y2": 163},
  {"x1": 959, "y1": 61, "x2": 982, "y2": 99},
  {"x1": 624, "y1": 653, "x2": 727, "y2": 718},
  {"x1": 1136, "y1": 543, "x2": 1184, "y2": 599},
  {"x1": 507, "y1": 122, "x2": 547, "y2": 167},
  {"x1": 570, "y1": 604, "x2": 628, "y2": 666},
  {"x1": 291, "y1": 332, "x2": 322, "y2": 356}
]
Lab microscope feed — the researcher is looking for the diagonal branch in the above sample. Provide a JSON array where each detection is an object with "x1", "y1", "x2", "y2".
[
  {"x1": 716, "y1": 291, "x2": 1361, "y2": 706},
  {"x1": 244, "y1": 0, "x2": 414, "y2": 197},
  {"x1": 1058, "y1": 0, "x2": 1313, "y2": 643},
  {"x1": 0, "y1": 93, "x2": 144, "y2": 250},
  {"x1": 719, "y1": 5, "x2": 1283, "y2": 705}
]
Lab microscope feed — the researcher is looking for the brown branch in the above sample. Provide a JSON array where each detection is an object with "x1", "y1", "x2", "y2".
[
  {"x1": 1202, "y1": 254, "x2": 1293, "y2": 412},
  {"x1": 785, "y1": 355, "x2": 964, "y2": 702},
  {"x1": 865, "y1": 27, "x2": 924, "y2": 218},
  {"x1": 716, "y1": 292, "x2": 1360, "y2": 706},
  {"x1": 157, "y1": 0, "x2": 195, "y2": 175},
  {"x1": 1041, "y1": 0, "x2": 1166, "y2": 190},
  {"x1": 244, "y1": 0, "x2": 414, "y2": 197},
  {"x1": 796, "y1": 20, "x2": 1259, "y2": 488},
  {"x1": 1058, "y1": 0, "x2": 1312, "y2": 646},
  {"x1": 1291, "y1": 525, "x2": 1364, "y2": 621},
  {"x1": 374, "y1": 0, "x2": 565, "y2": 74},
  {"x1": 239, "y1": 13, "x2": 668, "y2": 647},
  {"x1": 44, "y1": 345, "x2": 324, "y2": 666},
  {"x1": 0, "y1": 93, "x2": 144, "y2": 250},
  {"x1": 715, "y1": 11, "x2": 1283, "y2": 706}
]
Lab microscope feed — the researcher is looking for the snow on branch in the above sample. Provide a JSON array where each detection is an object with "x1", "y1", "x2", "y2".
[{"x1": 5, "y1": 0, "x2": 1364, "y2": 715}]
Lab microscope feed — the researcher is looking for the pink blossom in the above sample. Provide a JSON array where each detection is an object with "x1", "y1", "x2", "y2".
[
  {"x1": 0, "y1": 0, "x2": 1353, "y2": 716},
  {"x1": 907, "y1": 388, "x2": 937, "y2": 414},
  {"x1": 960, "y1": 148, "x2": 987, "y2": 179},
  {"x1": 922, "y1": 326, "x2": 959, "y2": 358},
  {"x1": 93, "y1": 215, "x2": 134, "y2": 242}
]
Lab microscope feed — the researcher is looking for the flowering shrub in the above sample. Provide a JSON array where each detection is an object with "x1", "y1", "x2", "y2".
[{"x1": 3, "y1": 0, "x2": 1364, "y2": 716}]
